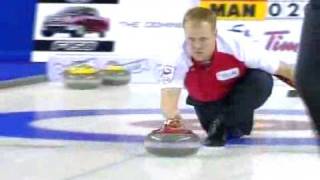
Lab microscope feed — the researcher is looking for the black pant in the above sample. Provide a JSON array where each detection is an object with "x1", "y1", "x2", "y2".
[
  {"x1": 187, "y1": 69, "x2": 273, "y2": 135},
  {"x1": 295, "y1": 1, "x2": 320, "y2": 136}
]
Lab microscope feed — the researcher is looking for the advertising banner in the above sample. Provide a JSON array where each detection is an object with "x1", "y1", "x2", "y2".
[
  {"x1": 32, "y1": 0, "x2": 308, "y2": 83},
  {"x1": 32, "y1": 0, "x2": 119, "y2": 62}
]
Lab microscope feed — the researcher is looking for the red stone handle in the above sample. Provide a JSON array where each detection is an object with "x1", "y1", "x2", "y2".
[{"x1": 274, "y1": 75, "x2": 295, "y2": 88}]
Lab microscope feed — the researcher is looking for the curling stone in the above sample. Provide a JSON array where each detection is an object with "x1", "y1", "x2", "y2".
[
  {"x1": 101, "y1": 65, "x2": 131, "y2": 85},
  {"x1": 144, "y1": 128, "x2": 201, "y2": 157},
  {"x1": 64, "y1": 64, "x2": 101, "y2": 89}
]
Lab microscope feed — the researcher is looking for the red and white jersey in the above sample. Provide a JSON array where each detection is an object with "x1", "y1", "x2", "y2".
[
  {"x1": 185, "y1": 52, "x2": 248, "y2": 102},
  {"x1": 160, "y1": 30, "x2": 280, "y2": 101}
]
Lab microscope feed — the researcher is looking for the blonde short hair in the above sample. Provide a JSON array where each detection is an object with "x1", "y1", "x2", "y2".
[{"x1": 183, "y1": 7, "x2": 217, "y2": 30}]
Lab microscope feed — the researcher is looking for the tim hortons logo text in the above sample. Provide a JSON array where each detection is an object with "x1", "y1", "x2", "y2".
[{"x1": 264, "y1": 30, "x2": 299, "y2": 52}]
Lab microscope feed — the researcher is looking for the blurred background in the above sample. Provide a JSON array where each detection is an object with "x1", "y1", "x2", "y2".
[{"x1": 0, "y1": 0, "x2": 307, "y2": 86}]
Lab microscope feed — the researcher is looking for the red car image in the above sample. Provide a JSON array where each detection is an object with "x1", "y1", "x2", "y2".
[{"x1": 41, "y1": 7, "x2": 110, "y2": 38}]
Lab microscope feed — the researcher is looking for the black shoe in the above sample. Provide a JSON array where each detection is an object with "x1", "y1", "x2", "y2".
[
  {"x1": 226, "y1": 127, "x2": 244, "y2": 140},
  {"x1": 203, "y1": 118, "x2": 226, "y2": 147},
  {"x1": 203, "y1": 136, "x2": 225, "y2": 147}
]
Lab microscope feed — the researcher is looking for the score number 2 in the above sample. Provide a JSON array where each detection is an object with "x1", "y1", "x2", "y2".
[{"x1": 267, "y1": 1, "x2": 308, "y2": 19}]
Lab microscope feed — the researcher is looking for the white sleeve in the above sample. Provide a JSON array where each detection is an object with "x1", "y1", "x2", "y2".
[
  {"x1": 232, "y1": 34, "x2": 280, "y2": 74},
  {"x1": 159, "y1": 51, "x2": 189, "y2": 89}
]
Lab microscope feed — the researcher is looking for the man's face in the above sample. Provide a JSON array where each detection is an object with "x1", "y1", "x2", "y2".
[{"x1": 184, "y1": 21, "x2": 216, "y2": 62}]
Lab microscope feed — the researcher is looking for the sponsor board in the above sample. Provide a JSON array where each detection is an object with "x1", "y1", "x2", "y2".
[
  {"x1": 32, "y1": 0, "x2": 119, "y2": 62},
  {"x1": 32, "y1": 0, "x2": 194, "y2": 62},
  {"x1": 47, "y1": 54, "x2": 162, "y2": 82},
  {"x1": 33, "y1": 0, "x2": 305, "y2": 83},
  {"x1": 220, "y1": 20, "x2": 302, "y2": 64}
]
